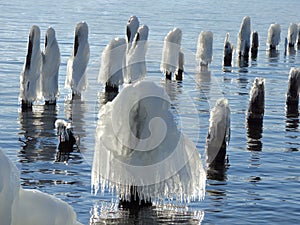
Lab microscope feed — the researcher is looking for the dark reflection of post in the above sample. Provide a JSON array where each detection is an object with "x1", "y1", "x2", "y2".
[
  {"x1": 236, "y1": 74, "x2": 249, "y2": 96},
  {"x1": 248, "y1": 151, "x2": 262, "y2": 183},
  {"x1": 285, "y1": 106, "x2": 299, "y2": 152},
  {"x1": 161, "y1": 79, "x2": 183, "y2": 102},
  {"x1": 246, "y1": 118, "x2": 263, "y2": 151},
  {"x1": 266, "y1": 49, "x2": 279, "y2": 63},
  {"x1": 63, "y1": 98, "x2": 86, "y2": 161},
  {"x1": 285, "y1": 47, "x2": 296, "y2": 64},
  {"x1": 18, "y1": 105, "x2": 58, "y2": 162},
  {"x1": 206, "y1": 162, "x2": 229, "y2": 181},
  {"x1": 161, "y1": 79, "x2": 183, "y2": 114},
  {"x1": 90, "y1": 203, "x2": 204, "y2": 225},
  {"x1": 237, "y1": 55, "x2": 249, "y2": 69},
  {"x1": 195, "y1": 67, "x2": 211, "y2": 95}
]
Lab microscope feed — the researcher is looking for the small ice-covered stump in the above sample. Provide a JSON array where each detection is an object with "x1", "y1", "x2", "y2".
[
  {"x1": 160, "y1": 28, "x2": 183, "y2": 80},
  {"x1": 65, "y1": 21, "x2": 90, "y2": 99},
  {"x1": 267, "y1": 23, "x2": 281, "y2": 50},
  {"x1": 247, "y1": 78, "x2": 265, "y2": 123},
  {"x1": 286, "y1": 67, "x2": 300, "y2": 116},
  {"x1": 55, "y1": 119, "x2": 76, "y2": 152},
  {"x1": 41, "y1": 27, "x2": 60, "y2": 105},
  {"x1": 125, "y1": 25, "x2": 149, "y2": 84},
  {"x1": 92, "y1": 81, "x2": 206, "y2": 209},
  {"x1": 20, "y1": 25, "x2": 42, "y2": 109},
  {"x1": 251, "y1": 31, "x2": 259, "y2": 59},
  {"x1": 287, "y1": 23, "x2": 298, "y2": 48},
  {"x1": 223, "y1": 33, "x2": 233, "y2": 67},
  {"x1": 196, "y1": 31, "x2": 213, "y2": 69},
  {"x1": 236, "y1": 16, "x2": 251, "y2": 59},
  {"x1": 205, "y1": 98, "x2": 230, "y2": 173},
  {"x1": 98, "y1": 38, "x2": 126, "y2": 93}
]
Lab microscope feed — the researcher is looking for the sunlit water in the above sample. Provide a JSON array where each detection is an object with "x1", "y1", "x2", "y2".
[{"x1": 1, "y1": 0, "x2": 300, "y2": 224}]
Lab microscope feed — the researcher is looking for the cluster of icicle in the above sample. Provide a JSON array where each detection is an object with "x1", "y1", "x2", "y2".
[{"x1": 92, "y1": 81, "x2": 206, "y2": 203}]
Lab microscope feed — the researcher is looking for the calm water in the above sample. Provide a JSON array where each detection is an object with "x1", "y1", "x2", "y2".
[{"x1": 1, "y1": 0, "x2": 300, "y2": 224}]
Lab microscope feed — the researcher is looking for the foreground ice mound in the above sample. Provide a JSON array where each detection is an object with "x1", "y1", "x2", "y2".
[
  {"x1": 92, "y1": 81, "x2": 206, "y2": 203},
  {"x1": 0, "y1": 149, "x2": 82, "y2": 225}
]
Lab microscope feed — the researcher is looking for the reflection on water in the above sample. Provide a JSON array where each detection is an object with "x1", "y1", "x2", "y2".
[
  {"x1": 236, "y1": 56, "x2": 249, "y2": 69},
  {"x1": 90, "y1": 201, "x2": 204, "y2": 225},
  {"x1": 18, "y1": 105, "x2": 58, "y2": 162},
  {"x1": 161, "y1": 79, "x2": 183, "y2": 102},
  {"x1": 64, "y1": 97, "x2": 87, "y2": 152},
  {"x1": 285, "y1": 108, "x2": 299, "y2": 152},
  {"x1": 246, "y1": 118, "x2": 263, "y2": 151},
  {"x1": 266, "y1": 49, "x2": 280, "y2": 63},
  {"x1": 206, "y1": 163, "x2": 229, "y2": 181}
]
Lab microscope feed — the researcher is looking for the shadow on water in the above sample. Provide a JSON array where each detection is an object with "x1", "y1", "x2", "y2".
[{"x1": 18, "y1": 104, "x2": 58, "y2": 162}]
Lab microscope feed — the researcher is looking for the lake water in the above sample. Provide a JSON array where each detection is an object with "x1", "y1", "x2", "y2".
[{"x1": 1, "y1": 0, "x2": 300, "y2": 224}]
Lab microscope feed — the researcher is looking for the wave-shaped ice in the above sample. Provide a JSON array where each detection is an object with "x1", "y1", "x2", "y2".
[{"x1": 0, "y1": 149, "x2": 82, "y2": 225}]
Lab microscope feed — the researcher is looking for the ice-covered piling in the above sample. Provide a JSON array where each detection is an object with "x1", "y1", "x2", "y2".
[
  {"x1": 92, "y1": 81, "x2": 206, "y2": 208},
  {"x1": 251, "y1": 31, "x2": 259, "y2": 59},
  {"x1": 267, "y1": 23, "x2": 281, "y2": 50},
  {"x1": 65, "y1": 21, "x2": 90, "y2": 99},
  {"x1": 247, "y1": 78, "x2": 265, "y2": 122},
  {"x1": 41, "y1": 27, "x2": 60, "y2": 105},
  {"x1": 196, "y1": 31, "x2": 213, "y2": 68},
  {"x1": 161, "y1": 28, "x2": 182, "y2": 80},
  {"x1": 206, "y1": 98, "x2": 230, "y2": 171},
  {"x1": 287, "y1": 23, "x2": 298, "y2": 48},
  {"x1": 286, "y1": 67, "x2": 300, "y2": 116},
  {"x1": 236, "y1": 16, "x2": 251, "y2": 59},
  {"x1": 125, "y1": 25, "x2": 149, "y2": 84},
  {"x1": 98, "y1": 38, "x2": 126, "y2": 93},
  {"x1": 223, "y1": 33, "x2": 233, "y2": 67},
  {"x1": 20, "y1": 25, "x2": 42, "y2": 109}
]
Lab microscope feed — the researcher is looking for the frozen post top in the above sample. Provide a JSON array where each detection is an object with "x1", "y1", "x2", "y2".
[
  {"x1": 160, "y1": 28, "x2": 182, "y2": 79},
  {"x1": 236, "y1": 16, "x2": 251, "y2": 58},
  {"x1": 98, "y1": 37, "x2": 126, "y2": 92},
  {"x1": 41, "y1": 26, "x2": 60, "y2": 105},
  {"x1": 206, "y1": 98, "x2": 230, "y2": 168},
  {"x1": 92, "y1": 80, "x2": 206, "y2": 204},
  {"x1": 267, "y1": 23, "x2": 281, "y2": 50},
  {"x1": 247, "y1": 78, "x2": 265, "y2": 120},
  {"x1": 125, "y1": 25, "x2": 149, "y2": 84},
  {"x1": 20, "y1": 25, "x2": 42, "y2": 108},
  {"x1": 196, "y1": 31, "x2": 213, "y2": 67},
  {"x1": 65, "y1": 21, "x2": 90, "y2": 97}
]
